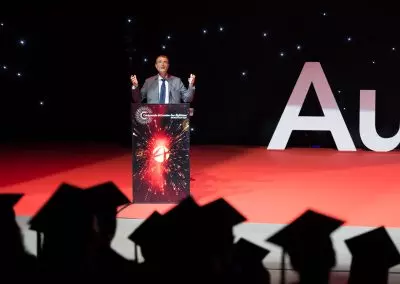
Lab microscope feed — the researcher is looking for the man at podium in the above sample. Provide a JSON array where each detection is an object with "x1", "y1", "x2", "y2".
[{"x1": 130, "y1": 55, "x2": 196, "y2": 104}]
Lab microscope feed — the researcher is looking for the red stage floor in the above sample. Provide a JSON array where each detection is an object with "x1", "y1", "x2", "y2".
[{"x1": 1, "y1": 143, "x2": 400, "y2": 227}]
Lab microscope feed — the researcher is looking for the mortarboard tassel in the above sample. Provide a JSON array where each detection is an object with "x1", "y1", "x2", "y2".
[
  {"x1": 280, "y1": 249, "x2": 286, "y2": 284},
  {"x1": 134, "y1": 243, "x2": 139, "y2": 264},
  {"x1": 36, "y1": 232, "x2": 42, "y2": 257}
]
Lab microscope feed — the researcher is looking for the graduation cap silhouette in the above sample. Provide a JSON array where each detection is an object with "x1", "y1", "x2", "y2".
[
  {"x1": 232, "y1": 238, "x2": 271, "y2": 284},
  {"x1": 201, "y1": 198, "x2": 247, "y2": 229},
  {"x1": 0, "y1": 193, "x2": 24, "y2": 237},
  {"x1": 130, "y1": 196, "x2": 200, "y2": 249},
  {"x1": 83, "y1": 181, "x2": 131, "y2": 243},
  {"x1": 159, "y1": 196, "x2": 203, "y2": 245},
  {"x1": 193, "y1": 198, "x2": 248, "y2": 258},
  {"x1": 0, "y1": 193, "x2": 23, "y2": 218},
  {"x1": 129, "y1": 211, "x2": 163, "y2": 247},
  {"x1": 233, "y1": 238, "x2": 270, "y2": 262},
  {"x1": 128, "y1": 211, "x2": 164, "y2": 263},
  {"x1": 28, "y1": 183, "x2": 88, "y2": 256},
  {"x1": 84, "y1": 181, "x2": 130, "y2": 213},
  {"x1": 160, "y1": 196, "x2": 203, "y2": 242},
  {"x1": 162, "y1": 195, "x2": 200, "y2": 222},
  {"x1": 266, "y1": 209, "x2": 345, "y2": 284},
  {"x1": 29, "y1": 183, "x2": 84, "y2": 233},
  {"x1": 345, "y1": 226, "x2": 400, "y2": 284}
]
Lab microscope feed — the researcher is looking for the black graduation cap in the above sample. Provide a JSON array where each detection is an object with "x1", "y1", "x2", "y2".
[
  {"x1": 0, "y1": 193, "x2": 23, "y2": 213},
  {"x1": 128, "y1": 211, "x2": 163, "y2": 247},
  {"x1": 0, "y1": 193, "x2": 23, "y2": 222},
  {"x1": 28, "y1": 183, "x2": 84, "y2": 233},
  {"x1": 267, "y1": 209, "x2": 344, "y2": 250},
  {"x1": 345, "y1": 226, "x2": 400, "y2": 270},
  {"x1": 159, "y1": 195, "x2": 203, "y2": 237},
  {"x1": 161, "y1": 195, "x2": 201, "y2": 232},
  {"x1": 201, "y1": 198, "x2": 247, "y2": 228},
  {"x1": 128, "y1": 211, "x2": 164, "y2": 262},
  {"x1": 266, "y1": 209, "x2": 345, "y2": 284},
  {"x1": 84, "y1": 181, "x2": 130, "y2": 213},
  {"x1": 187, "y1": 198, "x2": 247, "y2": 255},
  {"x1": 233, "y1": 238, "x2": 270, "y2": 262},
  {"x1": 162, "y1": 195, "x2": 200, "y2": 221}
]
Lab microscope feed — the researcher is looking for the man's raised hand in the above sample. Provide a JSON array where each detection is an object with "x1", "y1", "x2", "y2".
[
  {"x1": 188, "y1": 74, "x2": 196, "y2": 86},
  {"x1": 131, "y1": 75, "x2": 139, "y2": 87}
]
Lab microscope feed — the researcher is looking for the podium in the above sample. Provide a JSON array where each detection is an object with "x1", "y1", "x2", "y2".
[{"x1": 131, "y1": 103, "x2": 191, "y2": 203}]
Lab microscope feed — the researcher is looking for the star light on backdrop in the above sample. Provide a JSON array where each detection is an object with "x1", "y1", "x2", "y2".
[
  {"x1": 1, "y1": 13, "x2": 399, "y2": 145},
  {"x1": 1, "y1": 21, "x2": 29, "y2": 84},
  {"x1": 122, "y1": 13, "x2": 400, "y2": 89},
  {"x1": 121, "y1": 11, "x2": 400, "y2": 147}
]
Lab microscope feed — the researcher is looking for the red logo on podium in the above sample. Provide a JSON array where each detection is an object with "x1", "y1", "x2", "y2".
[{"x1": 153, "y1": 145, "x2": 170, "y2": 163}]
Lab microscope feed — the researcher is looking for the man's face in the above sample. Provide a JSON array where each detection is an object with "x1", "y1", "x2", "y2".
[{"x1": 155, "y1": 56, "x2": 169, "y2": 74}]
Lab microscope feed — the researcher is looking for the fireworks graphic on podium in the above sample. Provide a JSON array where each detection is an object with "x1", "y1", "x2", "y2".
[{"x1": 132, "y1": 104, "x2": 190, "y2": 203}]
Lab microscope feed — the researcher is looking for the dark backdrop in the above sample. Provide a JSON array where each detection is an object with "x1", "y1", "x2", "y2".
[{"x1": 1, "y1": 10, "x2": 400, "y2": 149}]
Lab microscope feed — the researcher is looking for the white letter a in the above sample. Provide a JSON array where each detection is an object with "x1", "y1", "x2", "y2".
[{"x1": 268, "y1": 62, "x2": 356, "y2": 151}]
